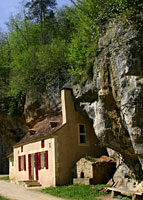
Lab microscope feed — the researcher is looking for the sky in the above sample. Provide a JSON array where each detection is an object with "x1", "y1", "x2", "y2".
[{"x1": 0, "y1": 0, "x2": 72, "y2": 32}]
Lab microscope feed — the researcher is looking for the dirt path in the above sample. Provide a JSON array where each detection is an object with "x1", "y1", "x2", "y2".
[
  {"x1": 0, "y1": 177, "x2": 118, "y2": 200},
  {"x1": 0, "y1": 180, "x2": 66, "y2": 200}
]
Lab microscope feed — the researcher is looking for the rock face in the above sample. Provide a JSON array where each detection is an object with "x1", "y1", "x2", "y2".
[
  {"x1": 95, "y1": 20, "x2": 143, "y2": 164},
  {"x1": 94, "y1": 19, "x2": 143, "y2": 180},
  {"x1": 72, "y1": 19, "x2": 143, "y2": 187},
  {"x1": 0, "y1": 115, "x2": 27, "y2": 173},
  {"x1": 24, "y1": 72, "x2": 71, "y2": 127}
]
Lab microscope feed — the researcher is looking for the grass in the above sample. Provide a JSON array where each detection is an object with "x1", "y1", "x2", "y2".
[
  {"x1": 0, "y1": 196, "x2": 9, "y2": 200},
  {"x1": 0, "y1": 176, "x2": 9, "y2": 181},
  {"x1": 42, "y1": 184, "x2": 107, "y2": 200},
  {"x1": 115, "y1": 194, "x2": 131, "y2": 200}
]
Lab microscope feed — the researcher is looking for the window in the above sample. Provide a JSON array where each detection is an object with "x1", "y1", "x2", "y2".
[
  {"x1": 79, "y1": 124, "x2": 87, "y2": 144},
  {"x1": 18, "y1": 155, "x2": 26, "y2": 171},
  {"x1": 21, "y1": 146, "x2": 23, "y2": 152},
  {"x1": 41, "y1": 152, "x2": 45, "y2": 169},
  {"x1": 41, "y1": 151, "x2": 48, "y2": 169},
  {"x1": 11, "y1": 158, "x2": 14, "y2": 166},
  {"x1": 41, "y1": 140, "x2": 45, "y2": 148}
]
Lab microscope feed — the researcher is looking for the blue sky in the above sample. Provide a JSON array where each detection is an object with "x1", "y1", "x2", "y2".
[{"x1": 0, "y1": 0, "x2": 72, "y2": 32}]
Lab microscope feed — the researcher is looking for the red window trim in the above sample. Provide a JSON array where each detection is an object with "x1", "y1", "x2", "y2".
[
  {"x1": 38, "y1": 152, "x2": 41, "y2": 170},
  {"x1": 18, "y1": 156, "x2": 21, "y2": 171},
  {"x1": 24, "y1": 155, "x2": 26, "y2": 171},
  {"x1": 41, "y1": 140, "x2": 45, "y2": 148}
]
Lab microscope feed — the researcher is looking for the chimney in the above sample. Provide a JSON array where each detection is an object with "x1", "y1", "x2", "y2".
[{"x1": 61, "y1": 89, "x2": 75, "y2": 124}]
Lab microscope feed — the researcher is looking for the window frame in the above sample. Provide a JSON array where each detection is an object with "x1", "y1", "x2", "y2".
[
  {"x1": 78, "y1": 124, "x2": 88, "y2": 145},
  {"x1": 18, "y1": 155, "x2": 26, "y2": 172}
]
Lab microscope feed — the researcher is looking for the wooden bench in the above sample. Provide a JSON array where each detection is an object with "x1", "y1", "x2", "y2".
[{"x1": 107, "y1": 187, "x2": 143, "y2": 200}]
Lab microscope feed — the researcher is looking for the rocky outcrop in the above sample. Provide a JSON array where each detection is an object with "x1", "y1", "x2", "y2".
[
  {"x1": 94, "y1": 19, "x2": 143, "y2": 178},
  {"x1": 24, "y1": 72, "x2": 71, "y2": 127},
  {"x1": 71, "y1": 19, "x2": 143, "y2": 188},
  {"x1": 0, "y1": 115, "x2": 27, "y2": 173}
]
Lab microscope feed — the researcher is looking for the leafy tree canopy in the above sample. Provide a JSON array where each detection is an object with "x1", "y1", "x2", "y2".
[{"x1": 0, "y1": 0, "x2": 143, "y2": 115}]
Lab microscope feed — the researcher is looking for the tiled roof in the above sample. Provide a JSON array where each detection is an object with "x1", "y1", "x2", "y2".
[
  {"x1": 7, "y1": 152, "x2": 13, "y2": 158},
  {"x1": 15, "y1": 114, "x2": 63, "y2": 146}
]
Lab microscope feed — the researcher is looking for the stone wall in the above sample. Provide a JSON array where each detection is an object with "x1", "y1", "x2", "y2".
[{"x1": 74, "y1": 156, "x2": 116, "y2": 185}]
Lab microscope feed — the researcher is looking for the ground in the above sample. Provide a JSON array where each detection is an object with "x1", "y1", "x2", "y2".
[
  {"x1": 97, "y1": 194, "x2": 120, "y2": 200},
  {"x1": 0, "y1": 179, "x2": 66, "y2": 200},
  {"x1": 0, "y1": 175, "x2": 122, "y2": 200}
]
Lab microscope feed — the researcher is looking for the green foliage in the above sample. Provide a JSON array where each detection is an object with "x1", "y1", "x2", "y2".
[
  {"x1": 67, "y1": 0, "x2": 143, "y2": 80},
  {"x1": 0, "y1": 0, "x2": 143, "y2": 112},
  {"x1": 0, "y1": 32, "x2": 10, "y2": 96},
  {"x1": 25, "y1": 0, "x2": 57, "y2": 34},
  {"x1": 85, "y1": 155, "x2": 96, "y2": 162},
  {"x1": 0, "y1": 176, "x2": 9, "y2": 181},
  {"x1": 7, "y1": 96, "x2": 22, "y2": 118},
  {"x1": 116, "y1": 194, "x2": 131, "y2": 200},
  {"x1": 42, "y1": 184, "x2": 107, "y2": 200},
  {"x1": 0, "y1": 196, "x2": 9, "y2": 200},
  {"x1": 6, "y1": 12, "x2": 69, "y2": 96}
]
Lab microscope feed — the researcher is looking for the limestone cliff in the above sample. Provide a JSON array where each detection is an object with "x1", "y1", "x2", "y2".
[
  {"x1": 0, "y1": 115, "x2": 27, "y2": 173},
  {"x1": 73, "y1": 19, "x2": 143, "y2": 188},
  {"x1": 23, "y1": 19, "x2": 143, "y2": 188},
  {"x1": 0, "y1": 97, "x2": 27, "y2": 173}
]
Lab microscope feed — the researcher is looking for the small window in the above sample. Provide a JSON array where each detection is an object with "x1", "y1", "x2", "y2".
[
  {"x1": 18, "y1": 155, "x2": 26, "y2": 171},
  {"x1": 41, "y1": 140, "x2": 45, "y2": 148},
  {"x1": 21, "y1": 146, "x2": 23, "y2": 152},
  {"x1": 41, "y1": 152, "x2": 45, "y2": 169},
  {"x1": 79, "y1": 124, "x2": 87, "y2": 144},
  {"x1": 41, "y1": 151, "x2": 48, "y2": 169}
]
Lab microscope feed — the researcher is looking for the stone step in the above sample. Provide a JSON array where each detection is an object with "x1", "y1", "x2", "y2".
[
  {"x1": 23, "y1": 180, "x2": 42, "y2": 187},
  {"x1": 73, "y1": 178, "x2": 91, "y2": 185}
]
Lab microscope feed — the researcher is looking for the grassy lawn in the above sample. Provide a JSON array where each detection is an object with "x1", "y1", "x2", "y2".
[
  {"x1": 0, "y1": 176, "x2": 9, "y2": 181},
  {"x1": 0, "y1": 196, "x2": 9, "y2": 200},
  {"x1": 42, "y1": 184, "x2": 107, "y2": 200}
]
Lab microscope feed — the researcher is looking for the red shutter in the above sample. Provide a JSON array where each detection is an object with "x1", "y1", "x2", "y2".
[
  {"x1": 18, "y1": 156, "x2": 21, "y2": 171},
  {"x1": 45, "y1": 151, "x2": 48, "y2": 169},
  {"x1": 24, "y1": 155, "x2": 26, "y2": 171},
  {"x1": 38, "y1": 152, "x2": 41, "y2": 170},
  {"x1": 41, "y1": 140, "x2": 45, "y2": 148},
  {"x1": 35, "y1": 153, "x2": 39, "y2": 180},
  {"x1": 28, "y1": 154, "x2": 32, "y2": 180}
]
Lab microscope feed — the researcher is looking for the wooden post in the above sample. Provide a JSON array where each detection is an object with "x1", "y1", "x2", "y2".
[
  {"x1": 111, "y1": 191, "x2": 115, "y2": 198},
  {"x1": 132, "y1": 194, "x2": 136, "y2": 200}
]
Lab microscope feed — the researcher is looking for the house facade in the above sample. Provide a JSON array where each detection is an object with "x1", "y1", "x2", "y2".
[{"x1": 9, "y1": 89, "x2": 106, "y2": 187}]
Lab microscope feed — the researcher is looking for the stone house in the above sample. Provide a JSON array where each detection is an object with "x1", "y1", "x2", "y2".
[
  {"x1": 73, "y1": 156, "x2": 116, "y2": 185},
  {"x1": 9, "y1": 89, "x2": 106, "y2": 187}
]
